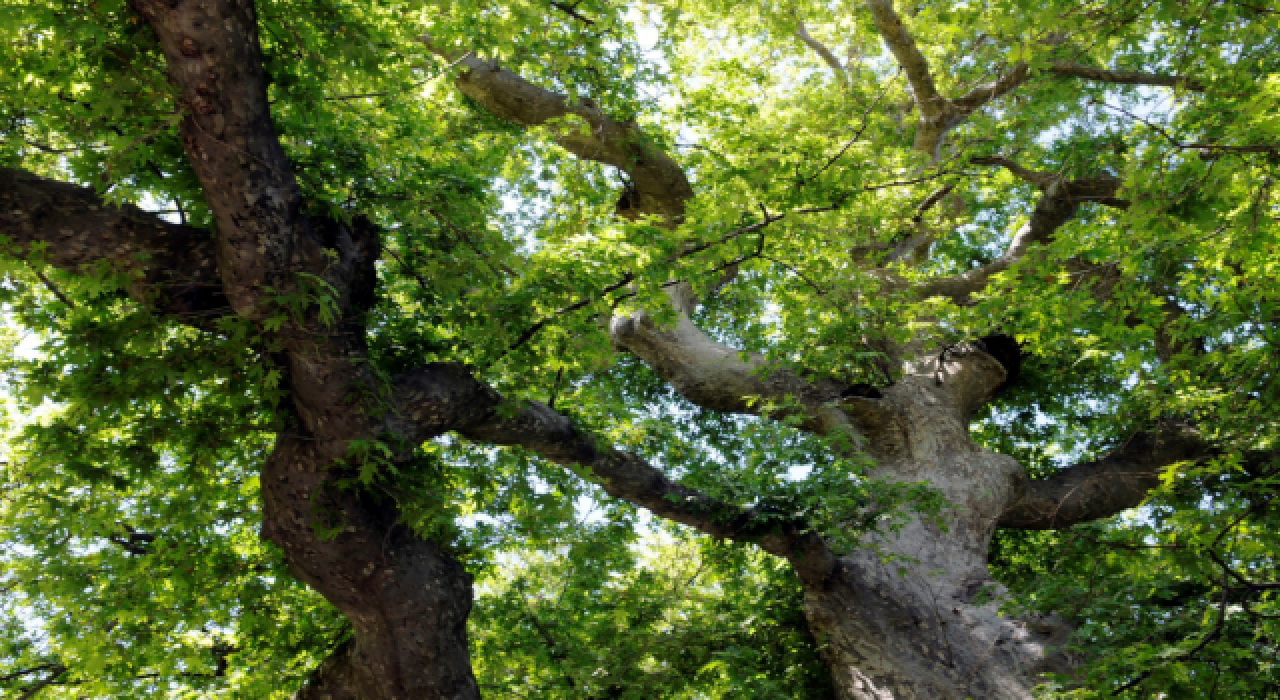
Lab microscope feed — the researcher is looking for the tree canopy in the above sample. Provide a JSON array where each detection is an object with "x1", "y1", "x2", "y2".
[{"x1": 1, "y1": 0, "x2": 1278, "y2": 697}]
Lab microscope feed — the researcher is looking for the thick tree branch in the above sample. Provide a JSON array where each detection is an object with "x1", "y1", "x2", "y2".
[
  {"x1": 950, "y1": 64, "x2": 1033, "y2": 112},
  {"x1": 999, "y1": 423, "x2": 1207, "y2": 529},
  {"x1": 970, "y1": 157, "x2": 1202, "y2": 359},
  {"x1": 1048, "y1": 62, "x2": 1205, "y2": 92},
  {"x1": 424, "y1": 38, "x2": 693, "y2": 223},
  {"x1": 912, "y1": 161, "x2": 1127, "y2": 303},
  {"x1": 464, "y1": 400, "x2": 838, "y2": 584},
  {"x1": 0, "y1": 166, "x2": 226, "y2": 316},
  {"x1": 795, "y1": 20, "x2": 851, "y2": 90},
  {"x1": 131, "y1": 3, "x2": 478, "y2": 698},
  {"x1": 14, "y1": 665, "x2": 66, "y2": 700},
  {"x1": 865, "y1": 0, "x2": 943, "y2": 110},
  {"x1": 389, "y1": 363, "x2": 838, "y2": 585},
  {"x1": 424, "y1": 40, "x2": 884, "y2": 449},
  {"x1": 971, "y1": 156, "x2": 1130, "y2": 208},
  {"x1": 913, "y1": 178, "x2": 1084, "y2": 302},
  {"x1": 866, "y1": 0, "x2": 1203, "y2": 157},
  {"x1": 608, "y1": 304, "x2": 867, "y2": 440},
  {"x1": 130, "y1": 0, "x2": 369, "y2": 319},
  {"x1": 866, "y1": 0, "x2": 954, "y2": 155},
  {"x1": 294, "y1": 639, "x2": 373, "y2": 700}
]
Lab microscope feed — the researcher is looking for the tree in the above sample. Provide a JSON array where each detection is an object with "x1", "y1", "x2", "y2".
[{"x1": 1, "y1": 0, "x2": 1278, "y2": 697}]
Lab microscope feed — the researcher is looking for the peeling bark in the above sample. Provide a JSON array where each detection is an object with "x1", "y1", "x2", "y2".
[{"x1": 804, "y1": 357, "x2": 1077, "y2": 699}]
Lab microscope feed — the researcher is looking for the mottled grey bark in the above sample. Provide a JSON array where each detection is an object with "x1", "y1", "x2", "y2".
[
  {"x1": 803, "y1": 356, "x2": 1075, "y2": 700},
  {"x1": 611, "y1": 302, "x2": 1077, "y2": 698}
]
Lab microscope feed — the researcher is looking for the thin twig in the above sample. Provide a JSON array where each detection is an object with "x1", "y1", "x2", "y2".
[{"x1": 34, "y1": 270, "x2": 76, "y2": 309}]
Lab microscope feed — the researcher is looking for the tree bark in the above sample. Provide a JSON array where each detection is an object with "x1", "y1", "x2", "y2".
[
  {"x1": 5, "y1": 4, "x2": 1219, "y2": 695},
  {"x1": 262, "y1": 433, "x2": 479, "y2": 700},
  {"x1": 775, "y1": 347, "x2": 1071, "y2": 699},
  {"x1": 124, "y1": 1, "x2": 486, "y2": 695},
  {"x1": 610, "y1": 295, "x2": 1079, "y2": 698}
]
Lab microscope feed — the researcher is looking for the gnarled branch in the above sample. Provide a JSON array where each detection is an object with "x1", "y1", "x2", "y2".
[
  {"x1": 608, "y1": 301, "x2": 865, "y2": 440},
  {"x1": 388, "y1": 363, "x2": 839, "y2": 585},
  {"x1": 0, "y1": 166, "x2": 226, "y2": 316},
  {"x1": 999, "y1": 423, "x2": 1206, "y2": 529},
  {"x1": 424, "y1": 38, "x2": 693, "y2": 224},
  {"x1": 912, "y1": 160, "x2": 1127, "y2": 303}
]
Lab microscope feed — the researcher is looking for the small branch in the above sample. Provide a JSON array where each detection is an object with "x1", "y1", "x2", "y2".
[
  {"x1": 502, "y1": 208, "x2": 789, "y2": 356},
  {"x1": 16, "y1": 666, "x2": 66, "y2": 700},
  {"x1": 325, "y1": 77, "x2": 431, "y2": 101},
  {"x1": 504, "y1": 272, "x2": 636, "y2": 354},
  {"x1": 106, "y1": 524, "x2": 156, "y2": 556},
  {"x1": 550, "y1": 1, "x2": 595, "y2": 26},
  {"x1": 428, "y1": 208, "x2": 515, "y2": 277},
  {"x1": 1093, "y1": 100, "x2": 1278, "y2": 155},
  {"x1": 760, "y1": 253, "x2": 827, "y2": 295},
  {"x1": 970, "y1": 156, "x2": 1058, "y2": 188},
  {"x1": 800, "y1": 68, "x2": 900, "y2": 185},
  {"x1": 0, "y1": 665, "x2": 62, "y2": 684},
  {"x1": 912, "y1": 183, "x2": 957, "y2": 223},
  {"x1": 33, "y1": 269, "x2": 76, "y2": 309},
  {"x1": 951, "y1": 63, "x2": 1032, "y2": 112}
]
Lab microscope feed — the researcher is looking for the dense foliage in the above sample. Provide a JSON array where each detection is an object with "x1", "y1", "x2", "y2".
[{"x1": 1, "y1": 0, "x2": 1278, "y2": 697}]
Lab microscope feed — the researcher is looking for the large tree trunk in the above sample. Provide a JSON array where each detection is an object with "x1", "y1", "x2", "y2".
[
  {"x1": 603, "y1": 291, "x2": 1083, "y2": 697},
  {"x1": 799, "y1": 356, "x2": 1073, "y2": 699},
  {"x1": 264, "y1": 433, "x2": 479, "y2": 700},
  {"x1": 124, "y1": 0, "x2": 488, "y2": 694}
]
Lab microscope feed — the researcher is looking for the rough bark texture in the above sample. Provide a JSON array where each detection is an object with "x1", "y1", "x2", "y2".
[
  {"x1": 2, "y1": 3, "x2": 1221, "y2": 697},
  {"x1": 0, "y1": 166, "x2": 226, "y2": 316},
  {"x1": 611, "y1": 302, "x2": 1077, "y2": 698},
  {"x1": 435, "y1": 41, "x2": 1095, "y2": 697},
  {"x1": 804, "y1": 358, "x2": 1075, "y2": 700},
  {"x1": 125, "y1": 1, "x2": 484, "y2": 696},
  {"x1": 263, "y1": 434, "x2": 478, "y2": 700}
]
